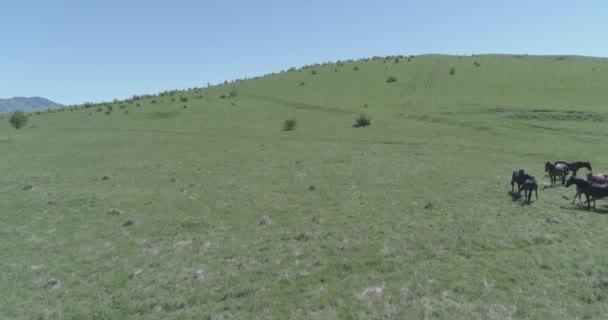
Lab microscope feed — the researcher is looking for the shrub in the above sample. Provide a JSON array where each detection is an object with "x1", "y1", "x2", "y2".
[
  {"x1": 450, "y1": 67, "x2": 455, "y2": 75},
  {"x1": 386, "y1": 76, "x2": 398, "y2": 83},
  {"x1": 9, "y1": 110, "x2": 28, "y2": 129},
  {"x1": 283, "y1": 118, "x2": 297, "y2": 131},
  {"x1": 354, "y1": 66, "x2": 359, "y2": 71},
  {"x1": 299, "y1": 81, "x2": 306, "y2": 86},
  {"x1": 228, "y1": 88, "x2": 238, "y2": 98},
  {"x1": 180, "y1": 96, "x2": 188, "y2": 102},
  {"x1": 311, "y1": 69, "x2": 317, "y2": 75},
  {"x1": 354, "y1": 114, "x2": 371, "y2": 127}
]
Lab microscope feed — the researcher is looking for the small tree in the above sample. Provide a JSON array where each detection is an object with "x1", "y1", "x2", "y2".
[
  {"x1": 9, "y1": 110, "x2": 28, "y2": 129},
  {"x1": 283, "y1": 118, "x2": 297, "y2": 131},
  {"x1": 354, "y1": 114, "x2": 371, "y2": 127}
]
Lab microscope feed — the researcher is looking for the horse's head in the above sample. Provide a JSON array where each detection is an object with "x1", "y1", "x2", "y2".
[
  {"x1": 545, "y1": 162, "x2": 552, "y2": 172},
  {"x1": 565, "y1": 175, "x2": 576, "y2": 187},
  {"x1": 585, "y1": 162, "x2": 592, "y2": 171}
]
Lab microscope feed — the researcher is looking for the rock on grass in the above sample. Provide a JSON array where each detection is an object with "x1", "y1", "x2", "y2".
[
  {"x1": 297, "y1": 230, "x2": 317, "y2": 241},
  {"x1": 44, "y1": 279, "x2": 60, "y2": 289},
  {"x1": 356, "y1": 286, "x2": 383, "y2": 300},
  {"x1": 129, "y1": 268, "x2": 142, "y2": 278},
  {"x1": 107, "y1": 208, "x2": 122, "y2": 215},
  {"x1": 259, "y1": 216, "x2": 272, "y2": 226}
]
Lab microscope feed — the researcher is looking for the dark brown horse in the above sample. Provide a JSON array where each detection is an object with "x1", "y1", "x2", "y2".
[
  {"x1": 519, "y1": 177, "x2": 538, "y2": 204},
  {"x1": 511, "y1": 169, "x2": 533, "y2": 192},
  {"x1": 565, "y1": 176, "x2": 608, "y2": 209},
  {"x1": 572, "y1": 174, "x2": 607, "y2": 203},
  {"x1": 555, "y1": 161, "x2": 592, "y2": 176},
  {"x1": 545, "y1": 162, "x2": 568, "y2": 185}
]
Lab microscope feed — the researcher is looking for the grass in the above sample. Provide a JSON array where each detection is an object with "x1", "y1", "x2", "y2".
[{"x1": 2, "y1": 54, "x2": 608, "y2": 319}]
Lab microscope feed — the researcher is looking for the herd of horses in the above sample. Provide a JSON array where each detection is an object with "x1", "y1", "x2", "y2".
[{"x1": 510, "y1": 161, "x2": 608, "y2": 209}]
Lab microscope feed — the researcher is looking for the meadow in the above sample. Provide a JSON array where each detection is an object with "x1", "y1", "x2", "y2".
[{"x1": 2, "y1": 54, "x2": 608, "y2": 319}]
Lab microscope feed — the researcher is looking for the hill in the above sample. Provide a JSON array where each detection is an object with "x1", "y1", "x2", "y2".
[
  {"x1": 0, "y1": 96, "x2": 64, "y2": 113},
  {"x1": 2, "y1": 54, "x2": 608, "y2": 319}
]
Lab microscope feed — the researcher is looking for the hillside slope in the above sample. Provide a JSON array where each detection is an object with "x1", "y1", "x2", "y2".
[{"x1": 2, "y1": 54, "x2": 608, "y2": 319}]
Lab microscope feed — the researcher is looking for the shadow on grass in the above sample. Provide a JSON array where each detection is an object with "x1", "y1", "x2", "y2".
[
  {"x1": 508, "y1": 191, "x2": 522, "y2": 202},
  {"x1": 541, "y1": 184, "x2": 565, "y2": 190},
  {"x1": 559, "y1": 205, "x2": 608, "y2": 215}
]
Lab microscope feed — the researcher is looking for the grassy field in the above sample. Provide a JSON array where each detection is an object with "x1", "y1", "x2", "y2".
[{"x1": 3, "y1": 54, "x2": 608, "y2": 319}]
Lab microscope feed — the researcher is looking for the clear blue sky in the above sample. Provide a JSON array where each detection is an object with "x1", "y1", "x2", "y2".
[{"x1": 1, "y1": 0, "x2": 606, "y2": 105}]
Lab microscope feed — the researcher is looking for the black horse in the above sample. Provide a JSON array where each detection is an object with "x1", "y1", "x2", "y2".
[
  {"x1": 545, "y1": 162, "x2": 568, "y2": 185},
  {"x1": 565, "y1": 176, "x2": 608, "y2": 209},
  {"x1": 519, "y1": 176, "x2": 538, "y2": 204},
  {"x1": 555, "y1": 161, "x2": 592, "y2": 177},
  {"x1": 511, "y1": 169, "x2": 534, "y2": 192}
]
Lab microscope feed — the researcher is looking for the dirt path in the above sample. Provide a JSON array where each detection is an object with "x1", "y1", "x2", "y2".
[{"x1": 425, "y1": 60, "x2": 440, "y2": 89}]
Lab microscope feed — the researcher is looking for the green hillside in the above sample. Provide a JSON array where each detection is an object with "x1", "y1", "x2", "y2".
[{"x1": 3, "y1": 54, "x2": 608, "y2": 319}]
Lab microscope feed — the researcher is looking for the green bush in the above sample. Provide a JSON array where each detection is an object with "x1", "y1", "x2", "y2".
[
  {"x1": 386, "y1": 76, "x2": 398, "y2": 83},
  {"x1": 9, "y1": 110, "x2": 28, "y2": 129},
  {"x1": 283, "y1": 118, "x2": 297, "y2": 131},
  {"x1": 450, "y1": 67, "x2": 456, "y2": 75},
  {"x1": 354, "y1": 114, "x2": 371, "y2": 127},
  {"x1": 229, "y1": 88, "x2": 238, "y2": 98}
]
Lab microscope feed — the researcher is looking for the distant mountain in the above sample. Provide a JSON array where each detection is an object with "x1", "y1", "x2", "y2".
[{"x1": 0, "y1": 97, "x2": 64, "y2": 113}]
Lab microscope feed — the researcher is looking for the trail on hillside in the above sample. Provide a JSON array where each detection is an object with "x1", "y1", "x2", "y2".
[
  {"x1": 240, "y1": 91, "x2": 358, "y2": 115},
  {"x1": 425, "y1": 60, "x2": 440, "y2": 89}
]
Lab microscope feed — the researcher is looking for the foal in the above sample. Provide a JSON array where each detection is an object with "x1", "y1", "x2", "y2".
[
  {"x1": 511, "y1": 169, "x2": 533, "y2": 192},
  {"x1": 519, "y1": 177, "x2": 538, "y2": 204}
]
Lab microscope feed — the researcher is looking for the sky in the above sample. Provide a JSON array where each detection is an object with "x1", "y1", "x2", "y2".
[{"x1": 1, "y1": 0, "x2": 607, "y2": 105}]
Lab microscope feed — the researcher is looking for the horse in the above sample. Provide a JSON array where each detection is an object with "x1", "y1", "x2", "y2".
[
  {"x1": 545, "y1": 162, "x2": 568, "y2": 185},
  {"x1": 587, "y1": 173, "x2": 608, "y2": 184},
  {"x1": 519, "y1": 176, "x2": 538, "y2": 204},
  {"x1": 565, "y1": 176, "x2": 608, "y2": 209},
  {"x1": 554, "y1": 161, "x2": 592, "y2": 177},
  {"x1": 571, "y1": 173, "x2": 608, "y2": 204},
  {"x1": 511, "y1": 169, "x2": 534, "y2": 192}
]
